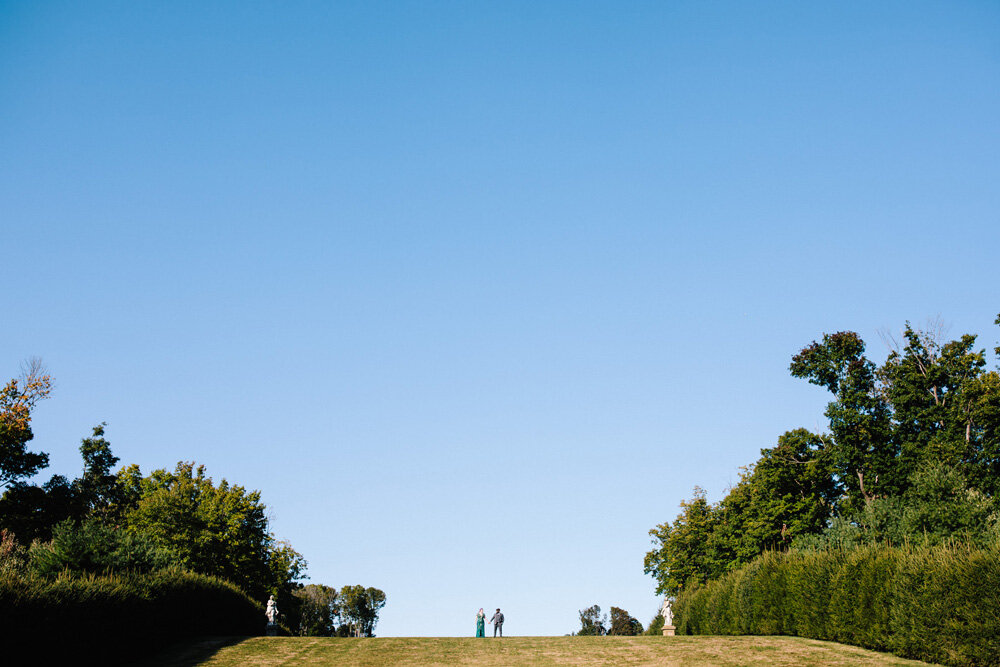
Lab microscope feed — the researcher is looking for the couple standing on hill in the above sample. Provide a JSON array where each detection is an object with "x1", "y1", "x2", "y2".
[{"x1": 476, "y1": 608, "x2": 504, "y2": 637}]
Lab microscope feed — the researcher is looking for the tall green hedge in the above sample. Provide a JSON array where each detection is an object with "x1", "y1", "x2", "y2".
[
  {"x1": 2, "y1": 567, "x2": 262, "y2": 663},
  {"x1": 674, "y1": 543, "x2": 1000, "y2": 666}
]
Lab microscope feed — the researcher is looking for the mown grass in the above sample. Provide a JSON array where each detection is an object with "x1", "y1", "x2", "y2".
[{"x1": 143, "y1": 635, "x2": 938, "y2": 666}]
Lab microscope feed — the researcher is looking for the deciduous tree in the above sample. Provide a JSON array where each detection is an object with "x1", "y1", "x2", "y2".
[
  {"x1": 339, "y1": 585, "x2": 386, "y2": 637},
  {"x1": 790, "y1": 332, "x2": 895, "y2": 510},
  {"x1": 122, "y1": 462, "x2": 306, "y2": 601},
  {"x1": 576, "y1": 604, "x2": 606, "y2": 635},
  {"x1": 0, "y1": 360, "x2": 52, "y2": 490},
  {"x1": 75, "y1": 423, "x2": 120, "y2": 515},
  {"x1": 292, "y1": 584, "x2": 339, "y2": 636},
  {"x1": 644, "y1": 487, "x2": 723, "y2": 596},
  {"x1": 608, "y1": 606, "x2": 643, "y2": 635},
  {"x1": 713, "y1": 429, "x2": 837, "y2": 564}
]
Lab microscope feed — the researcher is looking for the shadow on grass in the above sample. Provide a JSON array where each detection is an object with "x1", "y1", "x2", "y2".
[{"x1": 132, "y1": 636, "x2": 249, "y2": 667}]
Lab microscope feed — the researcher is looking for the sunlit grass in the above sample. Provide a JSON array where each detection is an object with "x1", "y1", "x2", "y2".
[{"x1": 145, "y1": 635, "x2": 937, "y2": 666}]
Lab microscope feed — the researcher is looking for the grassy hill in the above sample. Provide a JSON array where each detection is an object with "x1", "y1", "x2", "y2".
[{"x1": 143, "y1": 635, "x2": 937, "y2": 666}]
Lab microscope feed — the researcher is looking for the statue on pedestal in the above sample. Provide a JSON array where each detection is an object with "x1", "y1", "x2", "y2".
[
  {"x1": 265, "y1": 595, "x2": 279, "y2": 635},
  {"x1": 660, "y1": 597, "x2": 673, "y2": 626},
  {"x1": 660, "y1": 597, "x2": 675, "y2": 636}
]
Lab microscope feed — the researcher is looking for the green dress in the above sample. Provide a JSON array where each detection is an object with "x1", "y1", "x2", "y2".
[{"x1": 476, "y1": 612, "x2": 486, "y2": 637}]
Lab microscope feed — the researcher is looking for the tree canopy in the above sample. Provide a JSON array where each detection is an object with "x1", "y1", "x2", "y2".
[
  {"x1": 646, "y1": 316, "x2": 1000, "y2": 597},
  {"x1": 339, "y1": 585, "x2": 387, "y2": 637},
  {"x1": 0, "y1": 365, "x2": 311, "y2": 609},
  {"x1": 0, "y1": 360, "x2": 52, "y2": 490}
]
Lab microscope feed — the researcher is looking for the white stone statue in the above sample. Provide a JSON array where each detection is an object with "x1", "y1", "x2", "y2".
[
  {"x1": 265, "y1": 595, "x2": 279, "y2": 624},
  {"x1": 660, "y1": 597, "x2": 673, "y2": 627}
]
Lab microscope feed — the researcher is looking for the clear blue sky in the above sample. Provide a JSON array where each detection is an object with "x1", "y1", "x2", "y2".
[{"x1": 2, "y1": 1, "x2": 999, "y2": 637}]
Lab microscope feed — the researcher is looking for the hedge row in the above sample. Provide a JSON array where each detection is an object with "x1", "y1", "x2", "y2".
[
  {"x1": 674, "y1": 543, "x2": 1000, "y2": 666},
  {"x1": 2, "y1": 567, "x2": 263, "y2": 663}
]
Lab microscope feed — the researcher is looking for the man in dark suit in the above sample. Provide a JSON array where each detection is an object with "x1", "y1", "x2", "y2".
[{"x1": 490, "y1": 608, "x2": 504, "y2": 637}]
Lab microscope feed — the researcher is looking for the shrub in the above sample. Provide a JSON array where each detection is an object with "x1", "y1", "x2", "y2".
[
  {"x1": 2, "y1": 567, "x2": 261, "y2": 663},
  {"x1": 674, "y1": 542, "x2": 1000, "y2": 667},
  {"x1": 890, "y1": 542, "x2": 1000, "y2": 665}
]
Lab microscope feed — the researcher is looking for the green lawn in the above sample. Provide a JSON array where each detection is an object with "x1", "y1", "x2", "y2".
[{"x1": 141, "y1": 635, "x2": 937, "y2": 666}]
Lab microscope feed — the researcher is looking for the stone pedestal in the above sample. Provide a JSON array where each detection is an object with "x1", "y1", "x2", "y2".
[{"x1": 662, "y1": 625, "x2": 676, "y2": 636}]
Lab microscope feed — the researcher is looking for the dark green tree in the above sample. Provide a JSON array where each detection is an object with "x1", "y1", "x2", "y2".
[
  {"x1": 644, "y1": 487, "x2": 723, "y2": 596},
  {"x1": 880, "y1": 321, "x2": 1000, "y2": 496},
  {"x1": 898, "y1": 461, "x2": 997, "y2": 545},
  {"x1": 0, "y1": 474, "x2": 79, "y2": 544},
  {"x1": 963, "y1": 370, "x2": 1000, "y2": 495},
  {"x1": 713, "y1": 429, "x2": 838, "y2": 565},
  {"x1": 27, "y1": 517, "x2": 175, "y2": 577},
  {"x1": 1, "y1": 423, "x2": 121, "y2": 544},
  {"x1": 608, "y1": 606, "x2": 643, "y2": 635},
  {"x1": 75, "y1": 423, "x2": 120, "y2": 516},
  {"x1": 790, "y1": 331, "x2": 895, "y2": 510},
  {"x1": 122, "y1": 462, "x2": 306, "y2": 601},
  {"x1": 649, "y1": 314, "x2": 1000, "y2": 598}
]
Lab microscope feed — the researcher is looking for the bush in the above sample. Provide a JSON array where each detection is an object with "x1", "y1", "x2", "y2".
[
  {"x1": 674, "y1": 544, "x2": 1000, "y2": 665},
  {"x1": 890, "y1": 543, "x2": 1000, "y2": 665},
  {"x1": 674, "y1": 542, "x2": 1000, "y2": 667},
  {"x1": 2, "y1": 567, "x2": 262, "y2": 663}
]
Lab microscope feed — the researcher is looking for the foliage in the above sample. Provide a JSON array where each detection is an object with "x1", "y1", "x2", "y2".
[
  {"x1": 608, "y1": 606, "x2": 643, "y2": 635},
  {"x1": 714, "y1": 429, "x2": 837, "y2": 563},
  {"x1": 0, "y1": 368, "x2": 311, "y2": 611},
  {"x1": 0, "y1": 365, "x2": 359, "y2": 645},
  {"x1": 789, "y1": 331, "x2": 895, "y2": 509},
  {"x1": 115, "y1": 461, "x2": 308, "y2": 602},
  {"x1": 673, "y1": 542, "x2": 1000, "y2": 667},
  {"x1": 644, "y1": 487, "x2": 724, "y2": 596},
  {"x1": 880, "y1": 327, "x2": 986, "y2": 483},
  {"x1": 0, "y1": 474, "x2": 80, "y2": 544},
  {"x1": 338, "y1": 585, "x2": 387, "y2": 637},
  {"x1": 1, "y1": 566, "x2": 261, "y2": 663},
  {"x1": 1, "y1": 422, "x2": 126, "y2": 543},
  {"x1": 901, "y1": 460, "x2": 998, "y2": 541},
  {"x1": 0, "y1": 360, "x2": 52, "y2": 490},
  {"x1": 27, "y1": 517, "x2": 175, "y2": 577},
  {"x1": 792, "y1": 460, "x2": 999, "y2": 550},
  {"x1": 576, "y1": 604, "x2": 607, "y2": 635},
  {"x1": 647, "y1": 315, "x2": 1000, "y2": 598},
  {"x1": 292, "y1": 584, "x2": 339, "y2": 636},
  {"x1": 75, "y1": 423, "x2": 121, "y2": 517}
]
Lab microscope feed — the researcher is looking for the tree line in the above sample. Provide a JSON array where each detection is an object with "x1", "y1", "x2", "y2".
[
  {"x1": 0, "y1": 360, "x2": 385, "y2": 636},
  {"x1": 645, "y1": 316, "x2": 1000, "y2": 597}
]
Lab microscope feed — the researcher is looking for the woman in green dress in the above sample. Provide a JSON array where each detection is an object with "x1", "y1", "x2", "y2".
[{"x1": 476, "y1": 608, "x2": 486, "y2": 637}]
